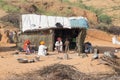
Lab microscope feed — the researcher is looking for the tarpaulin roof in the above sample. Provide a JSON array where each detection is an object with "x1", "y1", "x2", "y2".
[
  {"x1": 21, "y1": 14, "x2": 89, "y2": 32},
  {"x1": 70, "y1": 17, "x2": 89, "y2": 29}
]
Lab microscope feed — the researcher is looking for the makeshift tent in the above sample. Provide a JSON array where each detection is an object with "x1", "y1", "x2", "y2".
[{"x1": 18, "y1": 14, "x2": 89, "y2": 53}]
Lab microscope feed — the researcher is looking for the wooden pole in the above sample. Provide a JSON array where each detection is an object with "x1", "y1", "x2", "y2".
[{"x1": 77, "y1": 29, "x2": 87, "y2": 56}]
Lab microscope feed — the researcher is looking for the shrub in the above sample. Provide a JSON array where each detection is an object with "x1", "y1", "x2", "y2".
[
  {"x1": 98, "y1": 14, "x2": 112, "y2": 24},
  {"x1": 0, "y1": 13, "x2": 20, "y2": 27},
  {"x1": 96, "y1": 23, "x2": 109, "y2": 32},
  {"x1": 0, "y1": 0, "x2": 6, "y2": 8},
  {"x1": 25, "y1": 4, "x2": 38, "y2": 13},
  {"x1": 0, "y1": 0, "x2": 20, "y2": 13},
  {"x1": 96, "y1": 23, "x2": 120, "y2": 35},
  {"x1": 3, "y1": 5, "x2": 20, "y2": 13},
  {"x1": 108, "y1": 26, "x2": 120, "y2": 35}
]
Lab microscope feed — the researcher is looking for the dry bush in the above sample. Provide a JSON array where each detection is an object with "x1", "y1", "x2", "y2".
[
  {"x1": 37, "y1": 63, "x2": 92, "y2": 80},
  {"x1": 6, "y1": 64, "x2": 93, "y2": 80},
  {"x1": 100, "y1": 56, "x2": 120, "y2": 74},
  {"x1": 24, "y1": 4, "x2": 38, "y2": 13},
  {"x1": 108, "y1": 26, "x2": 120, "y2": 35},
  {"x1": 6, "y1": 63, "x2": 120, "y2": 80},
  {"x1": 0, "y1": 13, "x2": 20, "y2": 27}
]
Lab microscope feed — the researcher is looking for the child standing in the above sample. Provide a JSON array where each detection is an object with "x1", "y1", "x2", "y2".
[{"x1": 55, "y1": 37, "x2": 63, "y2": 53}]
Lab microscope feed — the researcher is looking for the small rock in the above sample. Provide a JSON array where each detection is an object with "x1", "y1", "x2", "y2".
[
  {"x1": 35, "y1": 56, "x2": 40, "y2": 61},
  {"x1": 64, "y1": 53, "x2": 69, "y2": 60}
]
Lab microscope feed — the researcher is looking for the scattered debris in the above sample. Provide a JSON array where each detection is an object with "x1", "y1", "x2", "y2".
[
  {"x1": 103, "y1": 51, "x2": 118, "y2": 58},
  {"x1": 100, "y1": 55, "x2": 120, "y2": 74},
  {"x1": 17, "y1": 58, "x2": 35, "y2": 63},
  {"x1": 37, "y1": 63, "x2": 92, "y2": 80},
  {"x1": 17, "y1": 58, "x2": 28, "y2": 63},
  {"x1": 12, "y1": 51, "x2": 19, "y2": 55},
  {"x1": 6, "y1": 63, "x2": 120, "y2": 80}
]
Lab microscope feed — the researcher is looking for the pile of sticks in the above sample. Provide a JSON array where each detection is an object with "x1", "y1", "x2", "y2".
[
  {"x1": 100, "y1": 56, "x2": 120, "y2": 74},
  {"x1": 37, "y1": 63, "x2": 92, "y2": 80}
]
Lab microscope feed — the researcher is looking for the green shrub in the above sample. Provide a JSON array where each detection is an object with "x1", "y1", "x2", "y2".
[
  {"x1": 98, "y1": 14, "x2": 112, "y2": 24},
  {"x1": 3, "y1": 5, "x2": 20, "y2": 13},
  {"x1": 0, "y1": 0, "x2": 6, "y2": 8},
  {"x1": 0, "y1": 0, "x2": 20, "y2": 13},
  {"x1": 78, "y1": 4, "x2": 103, "y2": 15}
]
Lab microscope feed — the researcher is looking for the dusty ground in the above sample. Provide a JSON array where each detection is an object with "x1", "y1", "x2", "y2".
[{"x1": 0, "y1": 29, "x2": 120, "y2": 80}]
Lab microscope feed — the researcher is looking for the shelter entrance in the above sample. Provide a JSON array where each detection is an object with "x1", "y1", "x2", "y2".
[{"x1": 54, "y1": 29, "x2": 80, "y2": 50}]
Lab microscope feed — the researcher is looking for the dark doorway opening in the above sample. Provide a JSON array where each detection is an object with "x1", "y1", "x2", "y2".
[{"x1": 54, "y1": 28, "x2": 80, "y2": 51}]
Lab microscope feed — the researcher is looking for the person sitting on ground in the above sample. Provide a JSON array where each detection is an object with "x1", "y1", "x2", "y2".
[
  {"x1": 23, "y1": 40, "x2": 35, "y2": 55},
  {"x1": 112, "y1": 35, "x2": 120, "y2": 45},
  {"x1": 38, "y1": 41, "x2": 48, "y2": 56},
  {"x1": 55, "y1": 37, "x2": 63, "y2": 53},
  {"x1": 84, "y1": 42, "x2": 92, "y2": 53}
]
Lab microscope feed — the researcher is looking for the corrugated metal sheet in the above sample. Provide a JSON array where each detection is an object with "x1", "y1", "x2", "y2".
[{"x1": 70, "y1": 18, "x2": 89, "y2": 29}]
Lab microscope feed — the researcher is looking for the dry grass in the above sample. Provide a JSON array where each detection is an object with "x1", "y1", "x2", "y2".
[{"x1": 5, "y1": 63, "x2": 120, "y2": 80}]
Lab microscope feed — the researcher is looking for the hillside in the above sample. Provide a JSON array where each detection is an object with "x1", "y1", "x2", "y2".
[
  {"x1": 82, "y1": 0, "x2": 120, "y2": 26},
  {"x1": 0, "y1": 0, "x2": 119, "y2": 29}
]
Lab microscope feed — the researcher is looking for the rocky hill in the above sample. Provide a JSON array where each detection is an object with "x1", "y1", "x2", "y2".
[
  {"x1": 82, "y1": 0, "x2": 120, "y2": 26},
  {"x1": 0, "y1": 0, "x2": 120, "y2": 29}
]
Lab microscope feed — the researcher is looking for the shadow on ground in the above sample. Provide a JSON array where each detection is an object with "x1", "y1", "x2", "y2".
[
  {"x1": 93, "y1": 46, "x2": 117, "y2": 53},
  {"x1": 0, "y1": 46, "x2": 118, "y2": 53},
  {"x1": 0, "y1": 46, "x2": 16, "y2": 52}
]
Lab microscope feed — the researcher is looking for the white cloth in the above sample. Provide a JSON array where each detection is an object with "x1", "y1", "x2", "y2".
[
  {"x1": 22, "y1": 14, "x2": 41, "y2": 32},
  {"x1": 63, "y1": 17, "x2": 71, "y2": 28},
  {"x1": 21, "y1": 14, "x2": 88, "y2": 32},
  {"x1": 56, "y1": 16, "x2": 64, "y2": 25},
  {"x1": 47, "y1": 16, "x2": 56, "y2": 27},
  {"x1": 40, "y1": 15, "x2": 49, "y2": 28},
  {"x1": 104, "y1": 51, "x2": 114, "y2": 58},
  {"x1": 38, "y1": 45, "x2": 47, "y2": 56},
  {"x1": 112, "y1": 36, "x2": 120, "y2": 44},
  {"x1": 69, "y1": 16, "x2": 87, "y2": 20},
  {"x1": 55, "y1": 41, "x2": 63, "y2": 52}
]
